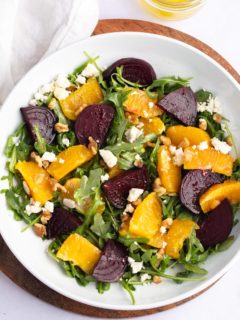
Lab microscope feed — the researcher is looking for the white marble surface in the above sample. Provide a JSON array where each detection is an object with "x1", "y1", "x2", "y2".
[{"x1": 1, "y1": 0, "x2": 240, "y2": 319}]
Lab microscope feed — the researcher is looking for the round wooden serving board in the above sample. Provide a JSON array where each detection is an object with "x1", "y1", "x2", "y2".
[{"x1": 0, "y1": 19, "x2": 239, "y2": 318}]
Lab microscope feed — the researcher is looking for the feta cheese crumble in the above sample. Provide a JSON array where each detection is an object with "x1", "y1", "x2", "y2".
[
  {"x1": 172, "y1": 147, "x2": 184, "y2": 166},
  {"x1": 128, "y1": 257, "x2": 143, "y2": 274},
  {"x1": 125, "y1": 126, "x2": 143, "y2": 143},
  {"x1": 81, "y1": 63, "x2": 99, "y2": 78},
  {"x1": 100, "y1": 173, "x2": 109, "y2": 183},
  {"x1": 25, "y1": 201, "x2": 42, "y2": 216},
  {"x1": 211, "y1": 137, "x2": 232, "y2": 154},
  {"x1": 76, "y1": 74, "x2": 86, "y2": 84},
  {"x1": 197, "y1": 96, "x2": 221, "y2": 114},
  {"x1": 53, "y1": 87, "x2": 69, "y2": 100},
  {"x1": 148, "y1": 101, "x2": 154, "y2": 108},
  {"x1": 55, "y1": 74, "x2": 71, "y2": 89},
  {"x1": 44, "y1": 201, "x2": 54, "y2": 213},
  {"x1": 127, "y1": 188, "x2": 144, "y2": 202},
  {"x1": 123, "y1": 204, "x2": 134, "y2": 215},
  {"x1": 63, "y1": 198, "x2": 76, "y2": 209},
  {"x1": 41, "y1": 152, "x2": 56, "y2": 162},
  {"x1": 160, "y1": 226, "x2": 167, "y2": 234},
  {"x1": 99, "y1": 150, "x2": 117, "y2": 168},
  {"x1": 62, "y1": 137, "x2": 70, "y2": 147},
  {"x1": 198, "y1": 141, "x2": 208, "y2": 150},
  {"x1": 140, "y1": 273, "x2": 151, "y2": 282}
]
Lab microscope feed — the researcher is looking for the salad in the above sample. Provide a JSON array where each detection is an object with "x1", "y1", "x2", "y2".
[{"x1": 2, "y1": 53, "x2": 240, "y2": 304}]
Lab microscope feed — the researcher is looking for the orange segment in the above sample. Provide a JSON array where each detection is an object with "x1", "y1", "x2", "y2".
[
  {"x1": 60, "y1": 178, "x2": 81, "y2": 201},
  {"x1": 56, "y1": 234, "x2": 101, "y2": 274},
  {"x1": 15, "y1": 161, "x2": 53, "y2": 205},
  {"x1": 165, "y1": 219, "x2": 198, "y2": 259},
  {"x1": 123, "y1": 89, "x2": 162, "y2": 118},
  {"x1": 157, "y1": 145, "x2": 181, "y2": 193},
  {"x1": 141, "y1": 117, "x2": 165, "y2": 135},
  {"x1": 166, "y1": 125, "x2": 211, "y2": 146},
  {"x1": 200, "y1": 180, "x2": 240, "y2": 213},
  {"x1": 183, "y1": 147, "x2": 234, "y2": 176},
  {"x1": 47, "y1": 145, "x2": 94, "y2": 181},
  {"x1": 60, "y1": 78, "x2": 103, "y2": 120},
  {"x1": 108, "y1": 165, "x2": 123, "y2": 178}
]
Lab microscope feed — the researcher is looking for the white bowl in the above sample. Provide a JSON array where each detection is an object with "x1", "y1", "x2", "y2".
[{"x1": 0, "y1": 32, "x2": 240, "y2": 311}]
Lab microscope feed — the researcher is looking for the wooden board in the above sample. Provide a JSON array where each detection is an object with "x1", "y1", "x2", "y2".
[{"x1": 0, "y1": 19, "x2": 239, "y2": 318}]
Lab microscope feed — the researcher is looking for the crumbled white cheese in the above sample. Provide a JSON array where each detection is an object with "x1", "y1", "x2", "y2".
[
  {"x1": 41, "y1": 152, "x2": 56, "y2": 162},
  {"x1": 211, "y1": 137, "x2": 232, "y2": 154},
  {"x1": 76, "y1": 74, "x2": 86, "y2": 85},
  {"x1": 81, "y1": 63, "x2": 99, "y2": 78},
  {"x1": 30, "y1": 99, "x2": 37, "y2": 106},
  {"x1": 55, "y1": 74, "x2": 71, "y2": 89},
  {"x1": 123, "y1": 204, "x2": 134, "y2": 215},
  {"x1": 44, "y1": 201, "x2": 54, "y2": 213},
  {"x1": 12, "y1": 136, "x2": 20, "y2": 146},
  {"x1": 172, "y1": 147, "x2": 184, "y2": 166},
  {"x1": 25, "y1": 201, "x2": 42, "y2": 216},
  {"x1": 160, "y1": 226, "x2": 167, "y2": 234},
  {"x1": 128, "y1": 257, "x2": 143, "y2": 274},
  {"x1": 54, "y1": 87, "x2": 69, "y2": 100},
  {"x1": 169, "y1": 145, "x2": 177, "y2": 155},
  {"x1": 34, "y1": 92, "x2": 48, "y2": 102},
  {"x1": 197, "y1": 96, "x2": 222, "y2": 114},
  {"x1": 59, "y1": 158, "x2": 65, "y2": 164},
  {"x1": 100, "y1": 173, "x2": 109, "y2": 183},
  {"x1": 127, "y1": 188, "x2": 144, "y2": 202},
  {"x1": 148, "y1": 101, "x2": 154, "y2": 109},
  {"x1": 40, "y1": 82, "x2": 55, "y2": 94},
  {"x1": 198, "y1": 141, "x2": 209, "y2": 150},
  {"x1": 62, "y1": 137, "x2": 70, "y2": 147},
  {"x1": 135, "y1": 154, "x2": 142, "y2": 161},
  {"x1": 63, "y1": 198, "x2": 76, "y2": 209},
  {"x1": 125, "y1": 126, "x2": 143, "y2": 143},
  {"x1": 140, "y1": 273, "x2": 151, "y2": 282},
  {"x1": 99, "y1": 150, "x2": 118, "y2": 168},
  {"x1": 23, "y1": 181, "x2": 30, "y2": 195}
]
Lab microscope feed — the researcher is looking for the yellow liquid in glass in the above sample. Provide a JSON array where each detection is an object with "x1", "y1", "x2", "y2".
[{"x1": 140, "y1": 0, "x2": 205, "y2": 20}]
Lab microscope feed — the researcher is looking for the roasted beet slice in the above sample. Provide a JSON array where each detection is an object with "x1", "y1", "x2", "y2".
[
  {"x1": 102, "y1": 166, "x2": 149, "y2": 208},
  {"x1": 46, "y1": 207, "x2": 81, "y2": 239},
  {"x1": 180, "y1": 170, "x2": 223, "y2": 214},
  {"x1": 92, "y1": 240, "x2": 128, "y2": 282},
  {"x1": 196, "y1": 199, "x2": 233, "y2": 248},
  {"x1": 103, "y1": 58, "x2": 156, "y2": 86},
  {"x1": 21, "y1": 106, "x2": 56, "y2": 144},
  {"x1": 75, "y1": 104, "x2": 114, "y2": 147},
  {"x1": 159, "y1": 87, "x2": 197, "y2": 126}
]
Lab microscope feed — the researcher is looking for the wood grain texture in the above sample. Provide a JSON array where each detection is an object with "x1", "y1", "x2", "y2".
[{"x1": 0, "y1": 19, "x2": 239, "y2": 318}]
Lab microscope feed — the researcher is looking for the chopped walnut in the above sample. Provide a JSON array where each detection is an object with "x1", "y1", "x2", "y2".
[
  {"x1": 50, "y1": 179, "x2": 67, "y2": 193},
  {"x1": 162, "y1": 217, "x2": 173, "y2": 228},
  {"x1": 48, "y1": 98, "x2": 58, "y2": 110},
  {"x1": 42, "y1": 160, "x2": 50, "y2": 169},
  {"x1": 153, "y1": 275, "x2": 162, "y2": 284},
  {"x1": 54, "y1": 122, "x2": 69, "y2": 133},
  {"x1": 134, "y1": 158, "x2": 144, "y2": 168},
  {"x1": 88, "y1": 136, "x2": 98, "y2": 155},
  {"x1": 34, "y1": 223, "x2": 46, "y2": 237},
  {"x1": 125, "y1": 112, "x2": 139, "y2": 125},
  {"x1": 178, "y1": 137, "x2": 190, "y2": 149},
  {"x1": 160, "y1": 135, "x2": 171, "y2": 146},
  {"x1": 41, "y1": 210, "x2": 52, "y2": 224},
  {"x1": 132, "y1": 199, "x2": 142, "y2": 207},
  {"x1": 31, "y1": 151, "x2": 43, "y2": 167},
  {"x1": 66, "y1": 84, "x2": 77, "y2": 92},
  {"x1": 100, "y1": 159, "x2": 108, "y2": 170},
  {"x1": 199, "y1": 118, "x2": 207, "y2": 131},
  {"x1": 213, "y1": 113, "x2": 222, "y2": 124},
  {"x1": 156, "y1": 248, "x2": 165, "y2": 260},
  {"x1": 121, "y1": 213, "x2": 129, "y2": 222},
  {"x1": 153, "y1": 178, "x2": 166, "y2": 196},
  {"x1": 226, "y1": 136, "x2": 233, "y2": 146}
]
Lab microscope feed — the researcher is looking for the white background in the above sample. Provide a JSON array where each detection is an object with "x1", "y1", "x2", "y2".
[{"x1": 1, "y1": 0, "x2": 240, "y2": 319}]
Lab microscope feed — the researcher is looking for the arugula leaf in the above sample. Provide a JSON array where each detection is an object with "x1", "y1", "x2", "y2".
[
  {"x1": 197, "y1": 111, "x2": 225, "y2": 139},
  {"x1": 146, "y1": 76, "x2": 191, "y2": 99},
  {"x1": 34, "y1": 126, "x2": 47, "y2": 155},
  {"x1": 57, "y1": 131, "x2": 76, "y2": 150},
  {"x1": 52, "y1": 102, "x2": 69, "y2": 125},
  {"x1": 195, "y1": 89, "x2": 212, "y2": 103},
  {"x1": 161, "y1": 112, "x2": 180, "y2": 129},
  {"x1": 146, "y1": 138, "x2": 160, "y2": 180},
  {"x1": 90, "y1": 213, "x2": 111, "y2": 238}
]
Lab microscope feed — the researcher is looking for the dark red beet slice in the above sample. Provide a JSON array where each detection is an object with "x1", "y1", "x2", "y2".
[
  {"x1": 196, "y1": 199, "x2": 233, "y2": 248},
  {"x1": 21, "y1": 106, "x2": 56, "y2": 144},
  {"x1": 92, "y1": 240, "x2": 128, "y2": 282},
  {"x1": 46, "y1": 207, "x2": 81, "y2": 239},
  {"x1": 180, "y1": 170, "x2": 223, "y2": 214},
  {"x1": 75, "y1": 104, "x2": 114, "y2": 147},
  {"x1": 102, "y1": 166, "x2": 149, "y2": 208},
  {"x1": 159, "y1": 87, "x2": 197, "y2": 126},
  {"x1": 103, "y1": 58, "x2": 156, "y2": 86}
]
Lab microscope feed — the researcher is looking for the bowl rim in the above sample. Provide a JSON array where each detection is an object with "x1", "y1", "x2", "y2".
[{"x1": 1, "y1": 31, "x2": 240, "y2": 311}]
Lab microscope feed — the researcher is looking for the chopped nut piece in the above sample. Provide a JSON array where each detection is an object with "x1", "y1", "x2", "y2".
[
  {"x1": 199, "y1": 118, "x2": 207, "y2": 131},
  {"x1": 54, "y1": 122, "x2": 69, "y2": 133},
  {"x1": 34, "y1": 223, "x2": 46, "y2": 237},
  {"x1": 50, "y1": 179, "x2": 67, "y2": 193},
  {"x1": 153, "y1": 177, "x2": 162, "y2": 190},
  {"x1": 226, "y1": 136, "x2": 233, "y2": 146},
  {"x1": 178, "y1": 137, "x2": 190, "y2": 149},
  {"x1": 121, "y1": 213, "x2": 129, "y2": 222},
  {"x1": 88, "y1": 136, "x2": 98, "y2": 155},
  {"x1": 160, "y1": 135, "x2": 171, "y2": 146},
  {"x1": 66, "y1": 84, "x2": 77, "y2": 92},
  {"x1": 153, "y1": 275, "x2": 162, "y2": 284},
  {"x1": 41, "y1": 210, "x2": 52, "y2": 224},
  {"x1": 162, "y1": 217, "x2": 173, "y2": 228},
  {"x1": 134, "y1": 155, "x2": 144, "y2": 168},
  {"x1": 213, "y1": 113, "x2": 222, "y2": 124},
  {"x1": 132, "y1": 199, "x2": 142, "y2": 207},
  {"x1": 48, "y1": 98, "x2": 58, "y2": 110},
  {"x1": 42, "y1": 160, "x2": 50, "y2": 169},
  {"x1": 30, "y1": 151, "x2": 43, "y2": 167},
  {"x1": 125, "y1": 112, "x2": 139, "y2": 125}
]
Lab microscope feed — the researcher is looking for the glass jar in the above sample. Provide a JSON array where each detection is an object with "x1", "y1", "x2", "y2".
[{"x1": 140, "y1": 0, "x2": 207, "y2": 20}]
